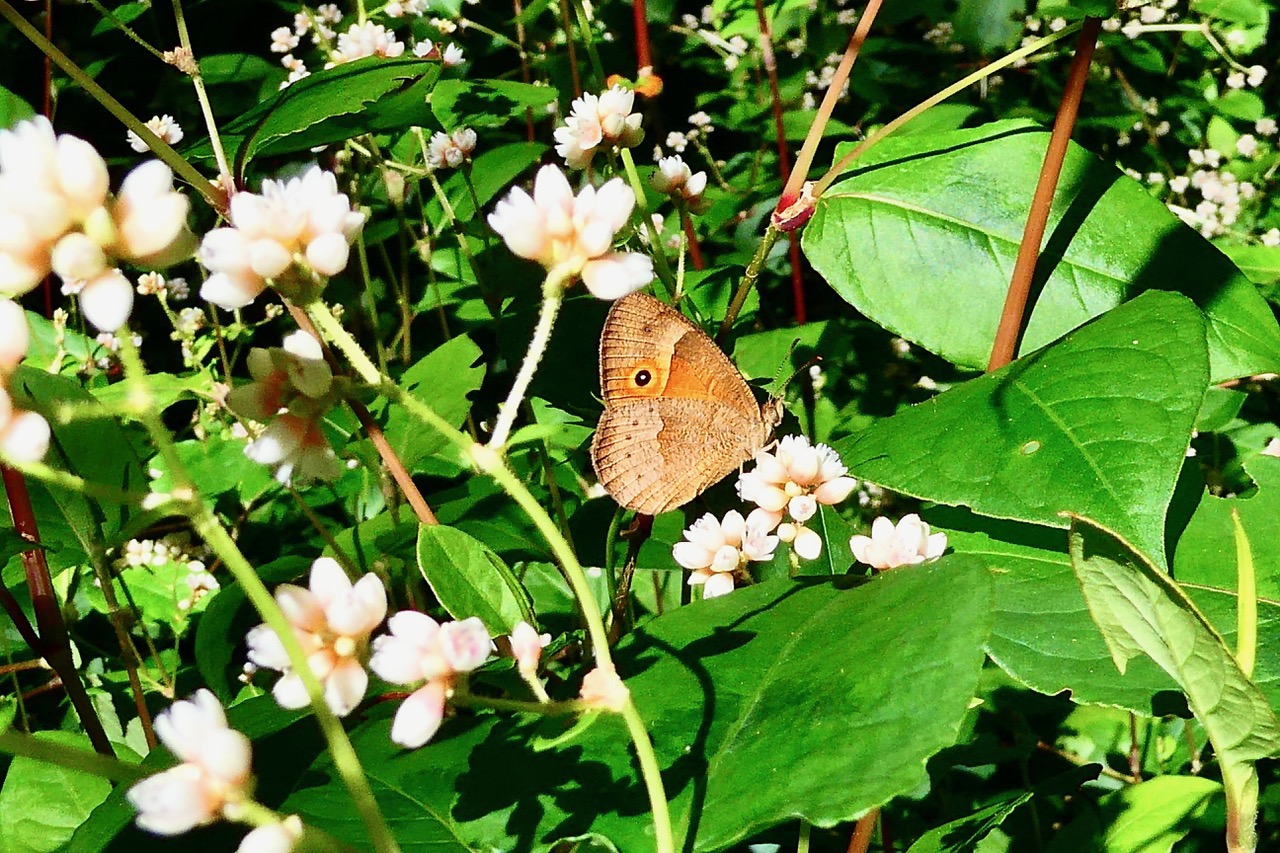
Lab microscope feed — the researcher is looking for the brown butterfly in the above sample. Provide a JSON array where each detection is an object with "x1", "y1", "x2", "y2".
[{"x1": 590, "y1": 293, "x2": 783, "y2": 515}]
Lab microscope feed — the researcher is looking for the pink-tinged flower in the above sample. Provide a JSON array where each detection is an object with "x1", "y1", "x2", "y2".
[
  {"x1": 737, "y1": 434, "x2": 857, "y2": 560},
  {"x1": 651, "y1": 155, "x2": 708, "y2": 211},
  {"x1": 426, "y1": 128, "x2": 477, "y2": 171},
  {"x1": 509, "y1": 621, "x2": 551, "y2": 678},
  {"x1": 126, "y1": 690, "x2": 252, "y2": 836},
  {"x1": 66, "y1": 268, "x2": 135, "y2": 333},
  {"x1": 0, "y1": 389, "x2": 51, "y2": 463},
  {"x1": 673, "y1": 508, "x2": 779, "y2": 598},
  {"x1": 579, "y1": 666, "x2": 629, "y2": 712},
  {"x1": 0, "y1": 117, "x2": 193, "y2": 328},
  {"x1": 198, "y1": 166, "x2": 366, "y2": 310},
  {"x1": 228, "y1": 332, "x2": 340, "y2": 485},
  {"x1": 369, "y1": 612, "x2": 491, "y2": 748},
  {"x1": 237, "y1": 816, "x2": 303, "y2": 853},
  {"x1": 554, "y1": 85, "x2": 644, "y2": 169},
  {"x1": 0, "y1": 299, "x2": 31, "y2": 371},
  {"x1": 442, "y1": 43, "x2": 465, "y2": 67},
  {"x1": 849, "y1": 514, "x2": 947, "y2": 570},
  {"x1": 126, "y1": 115, "x2": 185, "y2": 153},
  {"x1": 329, "y1": 22, "x2": 406, "y2": 64},
  {"x1": 245, "y1": 558, "x2": 387, "y2": 716},
  {"x1": 487, "y1": 165, "x2": 653, "y2": 300}
]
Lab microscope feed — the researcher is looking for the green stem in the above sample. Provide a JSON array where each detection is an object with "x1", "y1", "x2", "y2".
[
  {"x1": 1231, "y1": 508, "x2": 1257, "y2": 678},
  {"x1": 0, "y1": 730, "x2": 142, "y2": 782},
  {"x1": 488, "y1": 279, "x2": 565, "y2": 448},
  {"x1": 815, "y1": 23, "x2": 1085, "y2": 197},
  {"x1": 0, "y1": 0, "x2": 219, "y2": 211},
  {"x1": 168, "y1": 0, "x2": 234, "y2": 189},
  {"x1": 622, "y1": 700, "x2": 676, "y2": 853},
  {"x1": 303, "y1": 300, "x2": 674, "y2": 846},
  {"x1": 619, "y1": 148, "x2": 675, "y2": 300},
  {"x1": 115, "y1": 334, "x2": 400, "y2": 853},
  {"x1": 565, "y1": 0, "x2": 606, "y2": 88},
  {"x1": 717, "y1": 224, "x2": 782, "y2": 342}
]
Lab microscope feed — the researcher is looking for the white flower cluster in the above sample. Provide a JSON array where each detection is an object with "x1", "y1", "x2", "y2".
[
  {"x1": 0, "y1": 117, "x2": 195, "y2": 331},
  {"x1": 0, "y1": 300, "x2": 50, "y2": 462},
  {"x1": 849, "y1": 514, "x2": 947, "y2": 570},
  {"x1": 197, "y1": 166, "x2": 365, "y2": 310},
  {"x1": 651, "y1": 155, "x2": 708, "y2": 211},
  {"x1": 671, "y1": 435, "x2": 858, "y2": 597},
  {"x1": 1163, "y1": 145, "x2": 1265, "y2": 240},
  {"x1": 328, "y1": 22, "x2": 405, "y2": 66},
  {"x1": 488, "y1": 165, "x2": 654, "y2": 299},
  {"x1": 553, "y1": 85, "x2": 644, "y2": 169},
  {"x1": 426, "y1": 127, "x2": 477, "y2": 170},
  {"x1": 225, "y1": 331, "x2": 343, "y2": 485},
  {"x1": 125, "y1": 114, "x2": 184, "y2": 154}
]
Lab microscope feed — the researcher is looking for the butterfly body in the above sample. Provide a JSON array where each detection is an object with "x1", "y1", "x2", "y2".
[{"x1": 590, "y1": 294, "x2": 781, "y2": 515}]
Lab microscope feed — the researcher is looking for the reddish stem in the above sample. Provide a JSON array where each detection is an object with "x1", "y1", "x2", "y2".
[
  {"x1": 681, "y1": 211, "x2": 705, "y2": 270},
  {"x1": 2, "y1": 466, "x2": 114, "y2": 756},
  {"x1": 633, "y1": 0, "x2": 652, "y2": 70},
  {"x1": 846, "y1": 808, "x2": 878, "y2": 853},
  {"x1": 754, "y1": 0, "x2": 807, "y2": 323},
  {"x1": 986, "y1": 18, "x2": 1102, "y2": 372}
]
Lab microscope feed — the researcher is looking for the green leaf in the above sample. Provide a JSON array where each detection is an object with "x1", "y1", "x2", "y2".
[
  {"x1": 1069, "y1": 519, "x2": 1280, "y2": 763},
  {"x1": 90, "y1": 372, "x2": 206, "y2": 413},
  {"x1": 415, "y1": 524, "x2": 535, "y2": 634},
  {"x1": 804, "y1": 120, "x2": 1280, "y2": 382},
  {"x1": 11, "y1": 367, "x2": 147, "y2": 543},
  {"x1": 0, "y1": 86, "x2": 35, "y2": 130},
  {"x1": 836, "y1": 291, "x2": 1207, "y2": 568},
  {"x1": 1222, "y1": 245, "x2": 1280, "y2": 285},
  {"x1": 430, "y1": 79, "x2": 558, "y2": 130},
  {"x1": 286, "y1": 560, "x2": 994, "y2": 850},
  {"x1": 374, "y1": 335, "x2": 484, "y2": 475},
  {"x1": 1046, "y1": 775, "x2": 1221, "y2": 852},
  {"x1": 0, "y1": 732, "x2": 112, "y2": 853},
  {"x1": 1175, "y1": 456, "x2": 1280, "y2": 600},
  {"x1": 188, "y1": 57, "x2": 441, "y2": 168},
  {"x1": 905, "y1": 791, "x2": 1033, "y2": 853},
  {"x1": 938, "y1": 509, "x2": 1179, "y2": 713}
]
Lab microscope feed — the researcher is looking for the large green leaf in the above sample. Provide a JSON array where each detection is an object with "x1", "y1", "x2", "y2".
[
  {"x1": 415, "y1": 524, "x2": 535, "y2": 635},
  {"x1": 0, "y1": 732, "x2": 112, "y2": 853},
  {"x1": 186, "y1": 57, "x2": 441, "y2": 169},
  {"x1": 1069, "y1": 520, "x2": 1280, "y2": 763},
  {"x1": 836, "y1": 291, "x2": 1208, "y2": 568},
  {"x1": 285, "y1": 559, "x2": 994, "y2": 850},
  {"x1": 940, "y1": 507, "x2": 1280, "y2": 715},
  {"x1": 430, "y1": 79, "x2": 557, "y2": 130},
  {"x1": 803, "y1": 120, "x2": 1280, "y2": 383}
]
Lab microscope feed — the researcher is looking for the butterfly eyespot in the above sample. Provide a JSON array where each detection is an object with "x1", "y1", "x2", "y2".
[{"x1": 634, "y1": 369, "x2": 652, "y2": 387}]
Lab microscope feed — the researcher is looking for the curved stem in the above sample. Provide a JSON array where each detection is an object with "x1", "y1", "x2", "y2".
[
  {"x1": 717, "y1": 224, "x2": 781, "y2": 343},
  {"x1": 816, "y1": 23, "x2": 1083, "y2": 198},
  {"x1": 168, "y1": 0, "x2": 234, "y2": 190},
  {"x1": 488, "y1": 275, "x2": 567, "y2": 449},
  {"x1": 622, "y1": 700, "x2": 675, "y2": 853},
  {"x1": 115, "y1": 334, "x2": 400, "y2": 853},
  {"x1": 303, "y1": 300, "x2": 674, "y2": 846}
]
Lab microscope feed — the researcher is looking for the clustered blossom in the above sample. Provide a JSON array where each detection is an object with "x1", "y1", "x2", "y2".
[
  {"x1": 369, "y1": 612, "x2": 491, "y2": 748},
  {"x1": 673, "y1": 508, "x2": 779, "y2": 598},
  {"x1": 0, "y1": 299, "x2": 50, "y2": 462},
  {"x1": 246, "y1": 557, "x2": 388, "y2": 716},
  {"x1": 328, "y1": 22, "x2": 405, "y2": 65},
  {"x1": 553, "y1": 85, "x2": 644, "y2": 169},
  {"x1": 0, "y1": 117, "x2": 195, "y2": 331},
  {"x1": 738, "y1": 435, "x2": 857, "y2": 560},
  {"x1": 487, "y1": 165, "x2": 654, "y2": 299},
  {"x1": 197, "y1": 165, "x2": 366, "y2": 310},
  {"x1": 226, "y1": 331, "x2": 343, "y2": 485},
  {"x1": 849, "y1": 513, "x2": 947, "y2": 570},
  {"x1": 426, "y1": 128, "x2": 477, "y2": 170},
  {"x1": 126, "y1": 114, "x2": 185, "y2": 153},
  {"x1": 1163, "y1": 146, "x2": 1263, "y2": 240},
  {"x1": 651, "y1": 155, "x2": 709, "y2": 211},
  {"x1": 126, "y1": 690, "x2": 253, "y2": 836}
]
